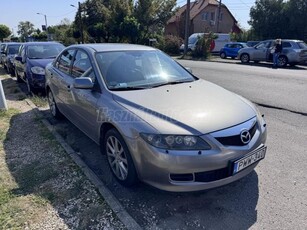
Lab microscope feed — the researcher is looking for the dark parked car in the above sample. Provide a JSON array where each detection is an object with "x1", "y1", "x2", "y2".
[
  {"x1": 0, "y1": 42, "x2": 8, "y2": 65},
  {"x1": 14, "y1": 42, "x2": 65, "y2": 93},
  {"x1": 238, "y1": 39, "x2": 307, "y2": 67},
  {"x1": 1, "y1": 43, "x2": 22, "y2": 75},
  {"x1": 45, "y1": 44, "x2": 267, "y2": 192},
  {"x1": 219, "y1": 42, "x2": 247, "y2": 59}
]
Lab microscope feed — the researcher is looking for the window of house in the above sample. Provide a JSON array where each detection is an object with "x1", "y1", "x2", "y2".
[
  {"x1": 202, "y1": 12, "x2": 208, "y2": 21},
  {"x1": 211, "y1": 12, "x2": 215, "y2": 21},
  {"x1": 219, "y1": 12, "x2": 223, "y2": 21}
]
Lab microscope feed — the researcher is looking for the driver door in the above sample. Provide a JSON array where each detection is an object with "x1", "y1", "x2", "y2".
[{"x1": 253, "y1": 41, "x2": 272, "y2": 61}]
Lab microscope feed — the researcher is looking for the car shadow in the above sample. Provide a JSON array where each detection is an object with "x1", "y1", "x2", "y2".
[
  {"x1": 237, "y1": 61, "x2": 307, "y2": 70},
  {"x1": 41, "y1": 109, "x2": 260, "y2": 230}
]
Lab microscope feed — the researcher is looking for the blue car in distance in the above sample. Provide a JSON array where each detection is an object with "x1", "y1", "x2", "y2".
[
  {"x1": 220, "y1": 42, "x2": 247, "y2": 59},
  {"x1": 14, "y1": 42, "x2": 65, "y2": 94}
]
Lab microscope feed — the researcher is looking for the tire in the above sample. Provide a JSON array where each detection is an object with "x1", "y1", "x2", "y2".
[
  {"x1": 278, "y1": 55, "x2": 288, "y2": 67},
  {"x1": 240, "y1": 53, "x2": 250, "y2": 63},
  {"x1": 15, "y1": 69, "x2": 22, "y2": 83},
  {"x1": 26, "y1": 77, "x2": 34, "y2": 95},
  {"x1": 47, "y1": 90, "x2": 63, "y2": 119},
  {"x1": 220, "y1": 52, "x2": 226, "y2": 59},
  {"x1": 104, "y1": 129, "x2": 138, "y2": 187}
]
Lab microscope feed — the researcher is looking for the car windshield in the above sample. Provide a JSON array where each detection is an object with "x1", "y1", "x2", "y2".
[
  {"x1": 96, "y1": 50, "x2": 196, "y2": 90},
  {"x1": 27, "y1": 44, "x2": 65, "y2": 59},
  {"x1": 297, "y1": 42, "x2": 307, "y2": 49},
  {"x1": 8, "y1": 45, "x2": 21, "y2": 54}
]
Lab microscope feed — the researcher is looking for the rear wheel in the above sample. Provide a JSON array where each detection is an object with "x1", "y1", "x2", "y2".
[
  {"x1": 104, "y1": 129, "x2": 138, "y2": 187},
  {"x1": 47, "y1": 90, "x2": 63, "y2": 119},
  {"x1": 15, "y1": 69, "x2": 22, "y2": 83},
  {"x1": 240, "y1": 53, "x2": 250, "y2": 63},
  {"x1": 278, "y1": 55, "x2": 288, "y2": 67},
  {"x1": 220, "y1": 52, "x2": 226, "y2": 59}
]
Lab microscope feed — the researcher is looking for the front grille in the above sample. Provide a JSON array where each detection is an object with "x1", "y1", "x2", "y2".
[
  {"x1": 215, "y1": 122, "x2": 257, "y2": 146},
  {"x1": 194, "y1": 167, "x2": 230, "y2": 182}
]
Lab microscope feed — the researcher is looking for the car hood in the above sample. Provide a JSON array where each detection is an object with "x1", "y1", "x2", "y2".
[
  {"x1": 238, "y1": 47, "x2": 255, "y2": 54},
  {"x1": 28, "y1": 58, "x2": 53, "y2": 68},
  {"x1": 112, "y1": 80, "x2": 256, "y2": 135}
]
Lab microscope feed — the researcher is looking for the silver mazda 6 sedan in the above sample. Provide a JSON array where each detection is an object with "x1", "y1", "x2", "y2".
[{"x1": 45, "y1": 44, "x2": 267, "y2": 192}]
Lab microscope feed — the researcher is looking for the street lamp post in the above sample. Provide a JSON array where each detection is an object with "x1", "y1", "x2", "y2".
[
  {"x1": 71, "y1": 2, "x2": 84, "y2": 44},
  {"x1": 37, "y1": 12, "x2": 49, "y2": 40}
]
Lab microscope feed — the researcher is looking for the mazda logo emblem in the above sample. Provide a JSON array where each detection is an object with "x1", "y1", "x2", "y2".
[{"x1": 240, "y1": 130, "x2": 251, "y2": 144}]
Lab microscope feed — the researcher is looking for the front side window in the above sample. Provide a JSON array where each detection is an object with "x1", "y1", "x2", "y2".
[
  {"x1": 96, "y1": 50, "x2": 196, "y2": 90},
  {"x1": 255, "y1": 41, "x2": 270, "y2": 49},
  {"x1": 282, "y1": 42, "x2": 292, "y2": 48},
  {"x1": 56, "y1": 49, "x2": 75, "y2": 75},
  {"x1": 71, "y1": 50, "x2": 92, "y2": 78}
]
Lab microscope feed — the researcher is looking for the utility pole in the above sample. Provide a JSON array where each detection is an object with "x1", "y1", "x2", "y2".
[
  {"x1": 216, "y1": 0, "x2": 222, "y2": 33},
  {"x1": 183, "y1": 0, "x2": 191, "y2": 57},
  {"x1": 71, "y1": 2, "x2": 84, "y2": 44}
]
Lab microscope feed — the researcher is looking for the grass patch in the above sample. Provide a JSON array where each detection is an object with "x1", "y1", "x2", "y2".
[{"x1": 30, "y1": 95, "x2": 48, "y2": 108}]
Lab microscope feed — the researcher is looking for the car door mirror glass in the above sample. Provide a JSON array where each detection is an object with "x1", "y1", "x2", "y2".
[{"x1": 73, "y1": 77, "x2": 94, "y2": 89}]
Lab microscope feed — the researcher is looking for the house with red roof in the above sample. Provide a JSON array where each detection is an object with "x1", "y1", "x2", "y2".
[{"x1": 166, "y1": 0, "x2": 241, "y2": 38}]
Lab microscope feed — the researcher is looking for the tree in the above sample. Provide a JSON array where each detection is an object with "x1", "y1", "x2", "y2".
[
  {"x1": 48, "y1": 18, "x2": 76, "y2": 45},
  {"x1": 17, "y1": 21, "x2": 35, "y2": 41},
  {"x1": 0, "y1": 24, "x2": 11, "y2": 42},
  {"x1": 249, "y1": 0, "x2": 286, "y2": 40},
  {"x1": 284, "y1": 0, "x2": 307, "y2": 41}
]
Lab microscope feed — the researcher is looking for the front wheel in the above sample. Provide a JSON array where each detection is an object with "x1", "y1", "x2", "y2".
[
  {"x1": 104, "y1": 129, "x2": 138, "y2": 187},
  {"x1": 278, "y1": 55, "x2": 288, "y2": 67},
  {"x1": 220, "y1": 52, "x2": 226, "y2": 59},
  {"x1": 240, "y1": 53, "x2": 250, "y2": 63}
]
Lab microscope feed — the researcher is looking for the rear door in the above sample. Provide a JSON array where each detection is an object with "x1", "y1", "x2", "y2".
[{"x1": 49, "y1": 48, "x2": 76, "y2": 117}]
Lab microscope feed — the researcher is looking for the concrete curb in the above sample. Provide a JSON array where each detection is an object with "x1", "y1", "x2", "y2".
[{"x1": 24, "y1": 99, "x2": 142, "y2": 230}]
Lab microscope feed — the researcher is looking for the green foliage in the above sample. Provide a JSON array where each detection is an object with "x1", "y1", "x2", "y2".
[
  {"x1": 120, "y1": 16, "x2": 140, "y2": 43},
  {"x1": 17, "y1": 21, "x2": 35, "y2": 42},
  {"x1": 191, "y1": 32, "x2": 216, "y2": 59},
  {"x1": 249, "y1": 0, "x2": 307, "y2": 41},
  {"x1": 230, "y1": 30, "x2": 257, "y2": 42},
  {"x1": 48, "y1": 19, "x2": 76, "y2": 46},
  {"x1": 0, "y1": 24, "x2": 11, "y2": 42},
  {"x1": 157, "y1": 35, "x2": 182, "y2": 55}
]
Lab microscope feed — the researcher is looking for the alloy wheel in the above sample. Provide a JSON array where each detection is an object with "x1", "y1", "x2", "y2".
[{"x1": 106, "y1": 136, "x2": 128, "y2": 181}]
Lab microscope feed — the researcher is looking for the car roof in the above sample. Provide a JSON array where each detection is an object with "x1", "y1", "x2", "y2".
[
  {"x1": 23, "y1": 41, "x2": 63, "y2": 46},
  {"x1": 68, "y1": 43, "x2": 156, "y2": 52}
]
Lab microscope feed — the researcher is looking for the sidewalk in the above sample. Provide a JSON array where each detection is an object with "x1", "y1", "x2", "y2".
[{"x1": 0, "y1": 71, "x2": 125, "y2": 229}]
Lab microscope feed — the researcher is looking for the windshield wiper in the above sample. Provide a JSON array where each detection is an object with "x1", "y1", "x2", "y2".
[
  {"x1": 151, "y1": 80, "x2": 193, "y2": 88},
  {"x1": 110, "y1": 86, "x2": 148, "y2": 91}
]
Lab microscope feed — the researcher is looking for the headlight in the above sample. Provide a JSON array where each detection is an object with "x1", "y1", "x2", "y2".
[
  {"x1": 140, "y1": 133, "x2": 211, "y2": 150},
  {"x1": 31, "y1": 66, "x2": 45, "y2": 75}
]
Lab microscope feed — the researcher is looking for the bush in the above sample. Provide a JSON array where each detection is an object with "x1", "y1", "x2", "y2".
[
  {"x1": 191, "y1": 32, "x2": 217, "y2": 59},
  {"x1": 158, "y1": 35, "x2": 183, "y2": 55}
]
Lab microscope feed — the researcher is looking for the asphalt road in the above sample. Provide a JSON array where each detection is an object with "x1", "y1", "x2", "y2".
[
  {"x1": 177, "y1": 60, "x2": 307, "y2": 115},
  {"x1": 6, "y1": 61, "x2": 307, "y2": 229}
]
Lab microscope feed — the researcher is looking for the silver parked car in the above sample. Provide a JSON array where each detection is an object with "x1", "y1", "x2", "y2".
[
  {"x1": 45, "y1": 44, "x2": 267, "y2": 192},
  {"x1": 238, "y1": 39, "x2": 307, "y2": 67}
]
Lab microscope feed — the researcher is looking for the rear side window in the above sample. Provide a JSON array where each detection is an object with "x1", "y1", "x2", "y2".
[
  {"x1": 56, "y1": 49, "x2": 75, "y2": 75},
  {"x1": 282, "y1": 42, "x2": 292, "y2": 48},
  {"x1": 298, "y1": 42, "x2": 307, "y2": 49}
]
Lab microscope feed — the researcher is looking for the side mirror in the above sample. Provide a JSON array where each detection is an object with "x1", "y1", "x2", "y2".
[
  {"x1": 15, "y1": 56, "x2": 22, "y2": 62},
  {"x1": 185, "y1": 67, "x2": 193, "y2": 74},
  {"x1": 73, "y1": 77, "x2": 94, "y2": 89}
]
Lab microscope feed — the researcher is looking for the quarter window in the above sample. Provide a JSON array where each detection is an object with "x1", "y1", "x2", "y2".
[{"x1": 56, "y1": 49, "x2": 75, "y2": 75}]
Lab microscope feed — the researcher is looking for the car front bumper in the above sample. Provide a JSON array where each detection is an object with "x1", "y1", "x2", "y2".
[{"x1": 126, "y1": 120, "x2": 267, "y2": 192}]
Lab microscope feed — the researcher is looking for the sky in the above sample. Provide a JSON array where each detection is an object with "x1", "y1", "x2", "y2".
[{"x1": 0, "y1": 0, "x2": 255, "y2": 36}]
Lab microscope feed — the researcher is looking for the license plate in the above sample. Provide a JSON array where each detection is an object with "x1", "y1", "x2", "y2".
[{"x1": 233, "y1": 146, "x2": 266, "y2": 174}]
